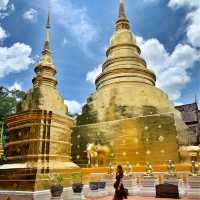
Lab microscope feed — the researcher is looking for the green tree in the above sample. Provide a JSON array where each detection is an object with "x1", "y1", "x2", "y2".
[
  {"x1": 0, "y1": 86, "x2": 25, "y2": 162},
  {"x1": 0, "y1": 86, "x2": 25, "y2": 123}
]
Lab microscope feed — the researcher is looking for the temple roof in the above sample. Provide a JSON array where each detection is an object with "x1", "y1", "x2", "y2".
[{"x1": 175, "y1": 102, "x2": 199, "y2": 123}]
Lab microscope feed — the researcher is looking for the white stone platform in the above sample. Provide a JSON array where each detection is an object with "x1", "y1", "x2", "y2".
[
  {"x1": 67, "y1": 193, "x2": 86, "y2": 200},
  {"x1": 1, "y1": 172, "x2": 200, "y2": 199},
  {"x1": 0, "y1": 190, "x2": 51, "y2": 200},
  {"x1": 186, "y1": 176, "x2": 200, "y2": 199},
  {"x1": 0, "y1": 188, "x2": 87, "y2": 200},
  {"x1": 51, "y1": 197, "x2": 63, "y2": 200},
  {"x1": 84, "y1": 185, "x2": 108, "y2": 198},
  {"x1": 63, "y1": 187, "x2": 86, "y2": 200},
  {"x1": 164, "y1": 176, "x2": 179, "y2": 186},
  {"x1": 105, "y1": 177, "x2": 115, "y2": 195},
  {"x1": 123, "y1": 177, "x2": 139, "y2": 196},
  {"x1": 139, "y1": 176, "x2": 158, "y2": 197}
]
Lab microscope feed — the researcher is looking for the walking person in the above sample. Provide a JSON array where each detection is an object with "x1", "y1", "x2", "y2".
[{"x1": 113, "y1": 165, "x2": 128, "y2": 200}]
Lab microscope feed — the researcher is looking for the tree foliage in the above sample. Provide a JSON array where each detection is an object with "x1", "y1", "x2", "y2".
[{"x1": 0, "y1": 86, "x2": 25, "y2": 123}]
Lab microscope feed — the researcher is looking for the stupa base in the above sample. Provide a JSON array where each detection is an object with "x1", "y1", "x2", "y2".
[
  {"x1": 0, "y1": 162, "x2": 79, "y2": 191},
  {"x1": 163, "y1": 176, "x2": 180, "y2": 186},
  {"x1": 139, "y1": 176, "x2": 158, "y2": 197},
  {"x1": 123, "y1": 177, "x2": 139, "y2": 196},
  {"x1": 0, "y1": 190, "x2": 50, "y2": 200}
]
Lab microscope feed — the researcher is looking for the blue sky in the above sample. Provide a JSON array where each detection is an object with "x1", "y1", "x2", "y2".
[{"x1": 0, "y1": 0, "x2": 199, "y2": 114}]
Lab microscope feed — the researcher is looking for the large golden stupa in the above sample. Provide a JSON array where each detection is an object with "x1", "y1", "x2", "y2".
[
  {"x1": 72, "y1": 0, "x2": 188, "y2": 167},
  {"x1": 0, "y1": 13, "x2": 78, "y2": 191}
]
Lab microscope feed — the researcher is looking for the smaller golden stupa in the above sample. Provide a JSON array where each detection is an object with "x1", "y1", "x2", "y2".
[{"x1": 0, "y1": 12, "x2": 78, "y2": 191}]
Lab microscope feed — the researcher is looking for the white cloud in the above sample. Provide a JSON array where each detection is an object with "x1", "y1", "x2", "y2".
[
  {"x1": 51, "y1": 0, "x2": 97, "y2": 53},
  {"x1": 63, "y1": 37, "x2": 68, "y2": 46},
  {"x1": 168, "y1": 0, "x2": 200, "y2": 9},
  {"x1": 0, "y1": 0, "x2": 14, "y2": 19},
  {"x1": 139, "y1": 0, "x2": 200, "y2": 101},
  {"x1": 168, "y1": 0, "x2": 200, "y2": 48},
  {"x1": 8, "y1": 82, "x2": 22, "y2": 91},
  {"x1": 0, "y1": 1, "x2": 33, "y2": 79},
  {"x1": 23, "y1": 8, "x2": 38, "y2": 22},
  {"x1": 167, "y1": 0, "x2": 200, "y2": 103},
  {"x1": 186, "y1": 8, "x2": 200, "y2": 47},
  {"x1": 64, "y1": 100, "x2": 82, "y2": 115},
  {"x1": 174, "y1": 102, "x2": 184, "y2": 106},
  {"x1": 0, "y1": 26, "x2": 7, "y2": 41},
  {"x1": 0, "y1": 0, "x2": 9, "y2": 11},
  {"x1": 86, "y1": 64, "x2": 102, "y2": 84},
  {"x1": 9, "y1": 3, "x2": 14, "y2": 11},
  {"x1": 0, "y1": 43, "x2": 34, "y2": 78},
  {"x1": 137, "y1": 36, "x2": 199, "y2": 101}
]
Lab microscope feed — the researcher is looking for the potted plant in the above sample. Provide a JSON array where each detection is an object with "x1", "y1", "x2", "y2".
[
  {"x1": 49, "y1": 174, "x2": 64, "y2": 197},
  {"x1": 70, "y1": 172, "x2": 83, "y2": 194},
  {"x1": 89, "y1": 181, "x2": 99, "y2": 190},
  {"x1": 89, "y1": 175, "x2": 100, "y2": 191},
  {"x1": 98, "y1": 181, "x2": 106, "y2": 189}
]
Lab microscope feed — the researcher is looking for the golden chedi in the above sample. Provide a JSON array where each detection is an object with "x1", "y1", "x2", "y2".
[
  {"x1": 72, "y1": 0, "x2": 188, "y2": 167},
  {"x1": 0, "y1": 13, "x2": 78, "y2": 191}
]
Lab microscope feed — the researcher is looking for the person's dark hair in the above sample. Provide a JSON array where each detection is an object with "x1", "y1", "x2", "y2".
[
  {"x1": 116, "y1": 164, "x2": 124, "y2": 181},
  {"x1": 117, "y1": 164, "x2": 123, "y2": 173}
]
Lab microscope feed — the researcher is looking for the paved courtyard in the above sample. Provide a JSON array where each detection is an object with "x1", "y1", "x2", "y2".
[{"x1": 88, "y1": 196, "x2": 199, "y2": 200}]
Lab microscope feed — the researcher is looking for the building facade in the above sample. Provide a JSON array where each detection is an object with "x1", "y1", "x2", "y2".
[{"x1": 176, "y1": 102, "x2": 200, "y2": 145}]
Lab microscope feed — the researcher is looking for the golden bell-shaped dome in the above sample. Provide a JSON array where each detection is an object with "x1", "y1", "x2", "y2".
[{"x1": 110, "y1": 30, "x2": 137, "y2": 47}]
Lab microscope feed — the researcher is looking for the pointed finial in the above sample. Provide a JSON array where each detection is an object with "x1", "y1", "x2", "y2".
[
  {"x1": 119, "y1": 0, "x2": 126, "y2": 18},
  {"x1": 116, "y1": 0, "x2": 130, "y2": 31},
  {"x1": 43, "y1": 10, "x2": 51, "y2": 52},
  {"x1": 46, "y1": 10, "x2": 51, "y2": 29},
  {"x1": 32, "y1": 7, "x2": 57, "y2": 89}
]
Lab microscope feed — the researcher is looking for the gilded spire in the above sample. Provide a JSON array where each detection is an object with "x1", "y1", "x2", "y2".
[
  {"x1": 43, "y1": 10, "x2": 51, "y2": 52},
  {"x1": 32, "y1": 11, "x2": 57, "y2": 88},
  {"x1": 40, "y1": 10, "x2": 53, "y2": 64},
  {"x1": 116, "y1": 0, "x2": 130, "y2": 30},
  {"x1": 119, "y1": 0, "x2": 126, "y2": 18}
]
